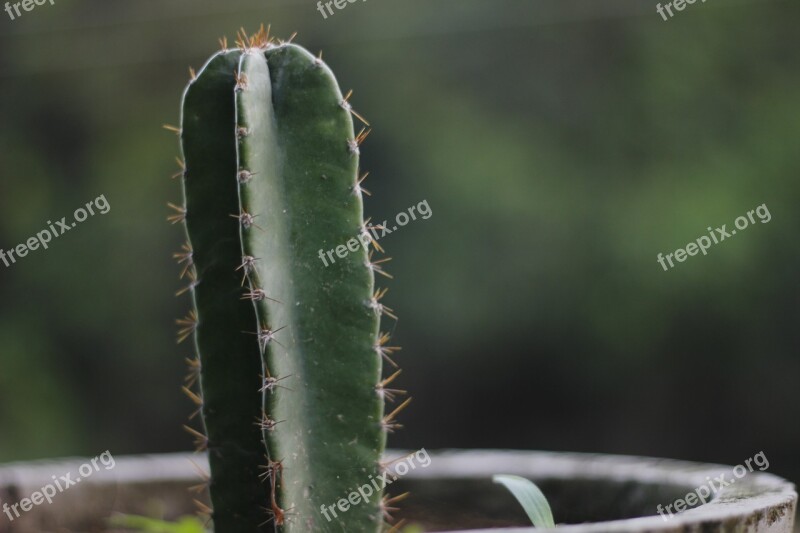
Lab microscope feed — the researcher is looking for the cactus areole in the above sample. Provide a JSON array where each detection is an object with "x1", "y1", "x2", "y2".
[{"x1": 174, "y1": 28, "x2": 402, "y2": 533}]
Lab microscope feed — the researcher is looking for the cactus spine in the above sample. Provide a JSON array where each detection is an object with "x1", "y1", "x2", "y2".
[{"x1": 174, "y1": 28, "x2": 400, "y2": 533}]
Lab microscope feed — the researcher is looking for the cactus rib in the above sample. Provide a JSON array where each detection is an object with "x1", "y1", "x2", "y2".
[
  {"x1": 235, "y1": 44, "x2": 385, "y2": 531},
  {"x1": 179, "y1": 49, "x2": 272, "y2": 532}
]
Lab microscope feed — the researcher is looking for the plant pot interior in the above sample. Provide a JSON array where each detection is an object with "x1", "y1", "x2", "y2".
[{"x1": 391, "y1": 476, "x2": 700, "y2": 530}]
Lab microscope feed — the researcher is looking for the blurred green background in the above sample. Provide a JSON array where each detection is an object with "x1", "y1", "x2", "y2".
[{"x1": 0, "y1": 0, "x2": 798, "y2": 485}]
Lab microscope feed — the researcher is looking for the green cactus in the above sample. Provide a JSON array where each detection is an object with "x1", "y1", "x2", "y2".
[{"x1": 173, "y1": 28, "x2": 404, "y2": 533}]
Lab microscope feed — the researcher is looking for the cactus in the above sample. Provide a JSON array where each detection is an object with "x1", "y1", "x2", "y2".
[{"x1": 172, "y1": 28, "x2": 404, "y2": 533}]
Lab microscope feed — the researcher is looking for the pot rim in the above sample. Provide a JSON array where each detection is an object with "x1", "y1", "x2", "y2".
[
  {"x1": 0, "y1": 449, "x2": 795, "y2": 532},
  {"x1": 398, "y1": 449, "x2": 797, "y2": 532}
]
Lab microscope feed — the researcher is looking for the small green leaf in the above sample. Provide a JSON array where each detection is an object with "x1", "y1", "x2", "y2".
[
  {"x1": 108, "y1": 514, "x2": 208, "y2": 533},
  {"x1": 493, "y1": 474, "x2": 555, "y2": 528}
]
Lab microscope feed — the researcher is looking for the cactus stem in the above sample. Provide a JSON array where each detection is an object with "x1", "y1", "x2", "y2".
[
  {"x1": 349, "y1": 127, "x2": 372, "y2": 155},
  {"x1": 354, "y1": 171, "x2": 372, "y2": 196},
  {"x1": 242, "y1": 323, "x2": 286, "y2": 350},
  {"x1": 257, "y1": 458, "x2": 272, "y2": 482},
  {"x1": 376, "y1": 369, "x2": 406, "y2": 402},
  {"x1": 341, "y1": 90, "x2": 371, "y2": 126},
  {"x1": 259, "y1": 457, "x2": 284, "y2": 483},
  {"x1": 229, "y1": 211, "x2": 264, "y2": 231},
  {"x1": 361, "y1": 217, "x2": 385, "y2": 253},
  {"x1": 381, "y1": 398, "x2": 412, "y2": 433},
  {"x1": 245, "y1": 323, "x2": 286, "y2": 351},
  {"x1": 176, "y1": 310, "x2": 199, "y2": 343},
  {"x1": 179, "y1": 35, "x2": 393, "y2": 529},
  {"x1": 241, "y1": 288, "x2": 281, "y2": 304},
  {"x1": 265, "y1": 507, "x2": 286, "y2": 527},
  {"x1": 256, "y1": 412, "x2": 283, "y2": 432},
  {"x1": 368, "y1": 251, "x2": 393, "y2": 279},
  {"x1": 260, "y1": 373, "x2": 292, "y2": 393},
  {"x1": 375, "y1": 331, "x2": 402, "y2": 368},
  {"x1": 262, "y1": 459, "x2": 288, "y2": 526},
  {"x1": 370, "y1": 287, "x2": 397, "y2": 319},
  {"x1": 172, "y1": 243, "x2": 194, "y2": 278},
  {"x1": 175, "y1": 269, "x2": 200, "y2": 297},
  {"x1": 238, "y1": 169, "x2": 257, "y2": 183},
  {"x1": 235, "y1": 71, "x2": 248, "y2": 92},
  {"x1": 171, "y1": 156, "x2": 186, "y2": 179},
  {"x1": 236, "y1": 255, "x2": 259, "y2": 285}
]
